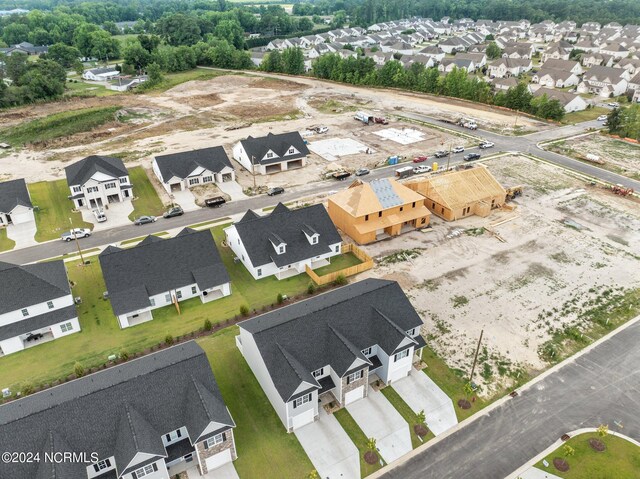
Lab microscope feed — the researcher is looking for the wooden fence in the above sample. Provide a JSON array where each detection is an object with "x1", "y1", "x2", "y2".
[{"x1": 306, "y1": 243, "x2": 373, "y2": 286}]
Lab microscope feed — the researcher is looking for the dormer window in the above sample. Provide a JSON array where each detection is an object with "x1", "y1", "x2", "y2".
[
  {"x1": 288, "y1": 148, "x2": 295, "y2": 154},
  {"x1": 312, "y1": 236, "x2": 318, "y2": 244},
  {"x1": 279, "y1": 245, "x2": 285, "y2": 253},
  {"x1": 406, "y1": 328, "x2": 417, "y2": 337},
  {"x1": 266, "y1": 152, "x2": 274, "y2": 159},
  {"x1": 312, "y1": 367, "x2": 324, "y2": 378}
]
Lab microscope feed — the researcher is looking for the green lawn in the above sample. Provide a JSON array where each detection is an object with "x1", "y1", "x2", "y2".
[
  {"x1": 199, "y1": 328, "x2": 314, "y2": 478},
  {"x1": 126, "y1": 166, "x2": 166, "y2": 221},
  {"x1": 0, "y1": 106, "x2": 121, "y2": 147},
  {"x1": 64, "y1": 79, "x2": 119, "y2": 98},
  {"x1": 313, "y1": 252, "x2": 362, "y2": 276},
  {"x1": 113, "y1": 34, "x2": 139, "y2": 47},
  {"x1": 380, "y1": 387, "x2": 434, "y2": 449},
  {"x1": 535, "y1": 432, "x2": 640, "y2": 478},
  {"x1": 562, "y1": 106, "x2": 610, "y2": 124},
  {"x1": 0, "y1": 227, "x2": 15, "y2": 252},
  {"x1": 333, "y1": 408, "x2": 383, "y2": 477},
  {"x1": 28, "y1": 180, "x2": 93, "y2": 242},
  {"x1": 0, "y1": 226, "x2": 312, "y2": 394}
]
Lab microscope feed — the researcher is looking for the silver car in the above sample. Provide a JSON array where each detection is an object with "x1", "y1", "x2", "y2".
[{"x1": 61, "y1": 228, "x2": 91, "y2": 242}]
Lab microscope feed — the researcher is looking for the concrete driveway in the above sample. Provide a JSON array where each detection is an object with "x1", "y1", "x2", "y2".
[
  {"x1": 295, "y1": 409, "x2": 360, "y2": 479},
  {"x1": 217, "y1": 181, "x2": 248, "y2": 201},
  {"x1": 186, "y1": 462, "x2": 239, "y2": 479},
  {"x1": 6, "y1": 221, "x2": 37, "y2": 248},
  {"x1": 171, "y1": 188, "x2": 199, "y2": 212},
  {"x1": 393, "y1": 371, "x2": 458, "y2": 436},
  {"x1": 346, "y1": 387, "x2": 412, "y2": 464},
  {"x1": 81, "y1": 201, "x2": 134, "y2": 231}
]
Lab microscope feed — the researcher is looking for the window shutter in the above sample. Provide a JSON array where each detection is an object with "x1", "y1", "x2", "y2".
[
  {"x1": 94, "y1": 465, "x2": 100, "y2": 473},
  {"x1": 293, "y1": 400, "x2": 297, "y2": 409},
  {"x1": 106, "y1": 459, "x2": 111, "y2": 467},
  {"x1": 152, "y1": 463, "x2": 158, "y2": 472},
  {"x1": 222, "y1": 432, "x2": 226, "y2": 441},
  {"x1": 204, "y1": 440, "x2": 209, "y2": 450},
  {"x1": 131, "y1": 472, "x2": 137, "y2": 479},
  {"x1": 177, "y1": 430, "x2": 182, "y2": 438},
  {"x1": 347, "y1": 375, "x2": 351, "y2": 384},
  {"x1": 165, "y1": 434, "x2": 170, "y2": 442}
]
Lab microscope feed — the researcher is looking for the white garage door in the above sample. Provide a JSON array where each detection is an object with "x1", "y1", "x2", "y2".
[
  {"x1": 292, "y1": 408, "x2": 315, "y2": 430},
  {"x1": 205, "y1": 448, "x2": 232, "y2": 471},
  {"x1": 344, "y1": 385, "x2": 364, "y2": 405},
  {"x1": 389, "y1": 367, "x2": 409, "y2": 383},
  {"x1": 10, "y1": 209, "x2": 33, "y2": 225}
]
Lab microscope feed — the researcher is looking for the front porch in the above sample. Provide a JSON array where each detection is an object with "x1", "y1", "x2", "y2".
[{"x1": 124, "y1": 310, "x2": 154, "y2": 328}]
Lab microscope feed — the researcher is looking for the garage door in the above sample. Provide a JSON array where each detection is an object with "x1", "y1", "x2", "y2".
[
  {"x1": 205, "y1": 448, "x2": 232, "y2": 472},
  {"x1": 344, "y1": 385, "x2": 364, "y2": 405},
  {"x1": 292, "y1": 409, "x2": 315, "y2": 430},
  {"x1": 389, "y1": 367, "x2": 409, "y2": 383}
]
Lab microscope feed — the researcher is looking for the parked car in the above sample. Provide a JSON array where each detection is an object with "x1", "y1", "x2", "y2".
[
  {"x1": 163, "y1": 206, "x2": 184, "y2": 218},
  {"x1": 204, "y1": 196, "x2": 226, "y2": 207},
  {"x1": 413, "y1": 165, "x2": 431, "y2": 174},
  {"x1": 315, "y1": 126, "x2": 329, "y2": 134},
  {"x1": 355, "y1": 168, "x2": 370, "y2": 176},
  {"x1": 452, "y1": 146, "x2": 465, "y2": 153},
  {"x1": 92, "y1": 209, "x2": 107, "y2": 223},
  {"x1": 434, "y1": 150, "x2": 448, "y2": 158},
  {"x1": 413, "y1": 156, "x2": 428, "y2": 163},
  {"x1": 479, "y1": 141, "x2": 494, "y2": 149},
  {"x1": 61, "y1": 228, "x2": 91, "y2": 242},
  {"x1": 597, "y1": 115, "x2": 608, "y2": 121},
  {"x1": 25, "y1": 333, "x2": 44, "y2": 342},
  {"x1": 267, "y1": 187, "x2": 285, "y2": 196},
  {"x1": 608, "y1": 102, "x2": 619, "y2": 108},
  {"x1": 463, "y1": 153, "x2": 481, "y2": 161},
  {"x1": 333, "y1": 171, "x2": 351, "y2": 181},
  {"x1": 134, "y1": 216, "x2": 157, "y2": 225}
]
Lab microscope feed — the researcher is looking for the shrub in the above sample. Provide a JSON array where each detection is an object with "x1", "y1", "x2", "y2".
[
  {"x1": 366, "y1": 437, "x2": 377, "y2": 452},
  {"x1": 277, "y1": 293, "x2": 285, "y2": 304},
  {"x1": 334, "y1": 274, "x2": 348, "y2": 286},
  {"x1": 240, "y1": 304, "x2": 250, "y2": 316},
  {"x1": 74, "y1": 362, "x2": 86, "y2": 378},
  {"x1": 120, "y1": 350, "x2": 130, "y2": 361},
  {"x1": 307, "y1": 282, "x2": 316, "y2": 294},
  {"x1": 204, "y1": 318, "x2": 213, "y2": 331},
  {"x1": 20, "y1": 382, "x2": 34, "y2": 396},
  {"x1": 165, "y1": 334, "x2": 174, "y2": 345}
]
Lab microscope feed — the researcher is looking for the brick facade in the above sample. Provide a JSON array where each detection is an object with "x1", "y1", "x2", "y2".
[
  {"x1": 196, "y1": 428, "x2": 237, "y2": 475},
  {"x1": 341, "y1": 367, "x2": 369, "y2": 404}
]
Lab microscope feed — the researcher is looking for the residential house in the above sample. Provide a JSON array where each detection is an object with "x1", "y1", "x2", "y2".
[
  {"x1": 224, "y1": 203, "x2": 342, "y2": 280},
  {"x1": 406, "y1": 165, "x2": 506, "y2": 221},
  {"x1": 65, "y1": 155, "x2": 132, "y2": 210},
  {"x1": 380, "y1": 41, "x2": 414, "y2": 55},
  {"x1": 541, "y1": 41, "x2": 573, "y2": 62},
  {"x1": 99, "y1": 228, "x2": 231, "y2": 328},
  {"x1": 600, "y1": 42, "x2": 630, "y2": 59},
  {"x1": 0, "y1": 41, "x2": 47, "y2": 56},
  {"x1": 82, "y1": 67, "x2": 120, "y2": 81},
  {"x1": 153, "y1": 147, "x2": 235, "y2": 194},
  {"x1": 232, "y1": 132, "x2": 310, "y2": 175},
  {"x1": 492, "y1": 77, "x2": 519, "y2": 91},
  {"x1": 327, "y1": 178, "x2": 430, "y2": 245},
  {"x1": 250, "y1": 51, "x2": 265, "y2": 67},
  {"x1": 0, "y1": 260, "x2": 79, "y2": 356},
  {"x1": 574, "y1": 37, "x2": 598, "y2": 52},
  {"x1": 418, "y1": 45, "x2": 445, "y2": 62},
  {"x1": 532, "y1": 87, "x2": 588, "y2": 112},
  {"x1": 531, "y1": 68, "x2": 580, "y2": 88},
  {"x1": 502, "y1": 43, "x2": 534, "y2": 59},
  {"x1": 577, "y1": 66, "x2": 630, "y2": 97},
  {"x1": 0, "y1": 342, "x2": 237, "y2": 478},
  {"x1": 437, "y1": 37, "x2": 468, "y2": 54},
  {"x1": 455, "y1": 52, "x2": 487, "y2": 68},
  {"x1": 438, "y1": 58, "x2": 475, "y2": 73},
  {"x1": 236, "y1": 279, "x2": 426, "y2": 431},
  {"x1": 581, "y1": 52, "x2": 615, "y2": 68},
  {"x1": 109, "y1": 75, "x2": 147, "y2": 91},
  {"x1": 0, "y1": 179, "x2": 35, "y2": 227},
  {"x1": 541, "y1": 58, "x2": 584, "y2": 75},
  {"x1": 487, "y1": 57, "x2": 533, "y2": 78},
  {"x1": 615, "y1": 58, "x2": 640, "y2": 76}
]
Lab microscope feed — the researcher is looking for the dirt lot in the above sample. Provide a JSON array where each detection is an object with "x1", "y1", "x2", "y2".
[
  {"x1": 355, "y1": 155, "x2": 640, "y2": 395},
  {"x1": 546, "y1": 132, "x2": 640, "y2": 181}
]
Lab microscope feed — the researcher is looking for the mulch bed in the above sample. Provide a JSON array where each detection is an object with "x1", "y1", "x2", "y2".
[
  {"x1": 458, "y1": 399, "x2": 471, "y2": 409},
  {"x1": 364, "y1": 451, "x2": 379, "y2": 464},
  {"x1": 553, "y1": 458, "x2": 570, "y2": 472},
  {"x1": 589, "y1": 438, "x2": 606, "y2": 452},
  {"x1": 414, "y1": 424, "x2": 429, "y2": 437}
]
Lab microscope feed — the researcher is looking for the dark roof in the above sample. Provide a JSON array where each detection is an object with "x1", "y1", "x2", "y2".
[
  {"x1": 154, "y1": 147, "x2": 234, "y2": 183},
  {"x1": 65, "y1": 155, "x2": 128, "y2": 187},
  {"x1": 99, "y1": 229, "x2": 230, "y2": 316},
  {"x1": 231, "y1": 203, "x2": 341, "y2": 268},
  {"x1": 0, "y1": 178, "x2": 32, "y2": 213},
  {"x1": 239, "y1": 132, "x2": 310, "y2": 166},
  {"x1": 239, "y1": 279, "x2": 422, "y2": 401},
  {"x1": 0, "y1": 304, "x2": 77, "y2": 342},
  {"x1": 0, "y1": 342, "x2": 234, "y2": 479},
  {"x1": 0, "y1": 260, "x2": 71, "y2": 315}
]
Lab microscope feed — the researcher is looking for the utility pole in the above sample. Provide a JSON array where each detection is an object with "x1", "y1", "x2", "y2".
[
  {"x1": 69, "y1": 217, "x2": 85, "y2": 265},
  {"x1": 445, "y1": 142, "x2": 452, "y2": 171},
  {"x1": 468, "y1": 329, "x2": 484, "y2": 384},
  {"x1": 251, "y1": 155, "x2": 256, "y2": 190}
]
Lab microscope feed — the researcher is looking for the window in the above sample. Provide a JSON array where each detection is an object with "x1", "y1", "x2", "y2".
[
  {"x1": 334, "y1": 245, "x2": 340, "y2": 253},
  {"x1": 421, "y1": 218, "x2": 426, "y2": 224},
  {"x1": 47, "y1": 301, "x2": 54, "y2": 309},
  {"x1": 394, "y1": 349, "x2": 410, "y2": 361},
  {"x1": 93, "y1": 459, "x2": 112, "y2": 472},
  {"x1": 257, "y1": 269, "x2": 262, "y2": 277},
  {"x1": 72, "y1": 186, "x2": 81, "y2": 193},
  {"x1": 132, "y1": 463, "x2": 158, "y2": 478},
  {"x1": 266, "y1": 152, "x2": 274, "y2": 159},
  {"x1": 191, "y1": 286, "x2": 197, "y2": 294},
  {"x1": 293, "y1": 393, "x2": 312, "y2": 408},
  {"x1": 406, "y1": 328, "x2": 416, "y2": 337},
  {"x1": 120, "y1": 177, "x2": 127, "y2": 184},
  {"x1": 288, "y1": 148, "x2": 295, "y2": 154},
  {"x1": 105, "y1": 182, "x2": 116, "y2": 190},
  {"x1": 312, "y1": 236, "x2": 318, "y2": 244},
  {"x1": 347, "y1": 370, "x2": 363, "y2": 384},
  {"x1": 176, "y1": 291, "x2": 183, "y2": 299},
  {"x1": 365, "y1": 214, "x2": 369, "y2": 221},
  {"x1": 150, "y1": 298, "x2": 156, "y2": 307},
  {"x1": 60, "y1": 322, "x2": 73, "y2": 333},
  {"x1": 412, "y1": 202, "x2": 416, "y2": 208},
  {"x1": 400, "y1": 206, "x2": 403, "y2": 212},
  {"x1": 432, "y1": 202, "x2": 435, "y2": 209},
  {"x1": 87, "y1": 186, "x2": 99, "y2": 193},
  {"x1": 361, "y1": 347, "x2": 372, "y2": 357},
  {"x1": 203, "y1": 176, "x2": 213, "y2": 183},
  {"x1": 205, "y1": 433, "x2": 225, "y2": 448},
  {"x1": 21, "y1": 308, "x2": 29, "y2": 317},
  {"x1": 312, "y1": 367, "x2": 323, "y2": 378},
  {"x1": 279, "y1": 245, "x2": 284, "y2": 253},
  {"x1": 165, "y1": 429, "x2": 182, "y2": 442},
  {"x1": 189, "y1": 178, "x2": 199, "y2": 186},
  {"x1": 378, "y1": 211, "x2": 382, "y2": 218},
  {"x1": 165, "y1": 293, "x2": 171, "y2": 303}
]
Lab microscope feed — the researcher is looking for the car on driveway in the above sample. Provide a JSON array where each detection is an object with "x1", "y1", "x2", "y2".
[
  {"x1": 61, "y1": 228, "x2": 91, "y2": 242},
  {"x1": 163, "y1": 206, "x2": 184, "y2": 218},
  {"x1": 92, "y1": 209, "x2": 107, "y2": 223},
  {"x1": 267, "y1": 187, "x2": 285, "y2": 196},
  {"x1": 355, "y1": 168, "x2": 370, "y2": 176},
  {"x1": 413, "y1": 165, "x2": 431, "y2": 174},
  {"x1": 452, "y1": 146, "x2": 465, "y2": 153},
  {"x1": 434, "y1": 150, "x2": 447, "y2": 158},
  {"x1": 463, "y1": 153, "x2": 481, "y2": 161},
  {"x1": 597, "y1": 115, "x2": 608, "y2": 121},
  {"x1": 413, "y1": 156, "x2": 428, "y2": 163},
  {"x1": 134, "y1": 216, "x2": 157, "y2": 225},
  {"x1": 479, "y1": 141, "x2": 494, "y2": 149},
  {"x1": 608, "y1": 102, "x2": 619, "y2": 108}
]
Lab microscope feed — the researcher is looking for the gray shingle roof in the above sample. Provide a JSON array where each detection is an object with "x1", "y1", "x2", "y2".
[
  {"x1": 232, "y1": 203, "x2": 341, "y2": 268},
  {"x1": 239, "y1": 279, "x2": 422, "y2": 401},
  {"x1": 99, "y1": 229, "x2": 230, "y2": 316},
  {"x1": 0, "y1": 260, "x2": 71, "y2": 315},
  {"x1": 65, "y1": 155, "x2": 128, "y2": 187},
  {"x1": 0, "y1": 342, "x2": 234, "y2": 479},
  {"x1": 0, "y1": 179, "x2": 32, "y2": 214},
  {"x1": 154, "y1": 147, "x2": 234, "y2": 183},
  {"x1": 239, "y1": 132, "x2": 309, "y2": 166},
  {"x1": 0, "y1": 304, "x2": 77, "y2": 342}
]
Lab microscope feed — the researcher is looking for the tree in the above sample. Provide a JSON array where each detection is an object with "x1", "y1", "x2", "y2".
[
  {"x1": 47, "y1": 43, "x2": 82, "y2": 69},
  {"x1": 312, "y1": 15, "x2": 323, "y2": 24},
  {"x1": 282, "y1": 47, "x2": 305, "y2": 75},
  {"x1": 103, "y1": 21, "x2": 120, "y2": 36},
  {"x1": 2, "y1": 23, "x2": 29, "y2": 45},
  {"x1": 331, "y1": 11, "x2": 347, "y2": 28},
  {"x1": 597, "y1": 424, "x2": 609, "y2": 438},
  {"x1": 569, "y1": 48, "x2": 585, "y2": 61},
  {"x1": 485, "y1": 34, "x2": 495, "y2": 41},
  {"x1": 531, "y1": 95, "x2": 565, "y2": 121},
  {"x1": 366, "y1": 437, "x2": 377, "y2": 452},
  {"x1": 4, "y1": 53, "x2": 29, "y2": 83},
  {"x1": 486, "y1": 42, "x2": 502, "y2": 60},
  {"x1": 89, "y1": 30, "x2": 121, "y2": 62},
  {"x1": 123, "y1": 40, "x2": 151, "y2": 72},
  {"x1": 262, "y1": 50, "x2": 284, "y2": 73},
  {"x1": 214, "y1": 19, "x2": 245, "y2": 49},
  {"x1": 417, "y1": 410, "x2": 426, "y2": 425},
  {"x1": 563, "y1": 445, "x2": 575, "y2": 457},
  {"x1": 156, "y1": 13, "x2": 202, "y2": 46},
  {"x1": 503, "y1": 82, "x2": 533, "y2": 112},
  {"x1": 146, "y1": 62, "x2": 164, "y2": 86},
  {"x1": 138, "y1": 34, "x2": 161, "y2": 53},
  {"x1": 73, "y1": 23, "x2": 101, "y2": 58},
  {"x1": 297, "y1": 17, "x2": 314, "y2": 32},
  {"x1": 606, "y1": 107, "x2": 623, "y2": 133}
]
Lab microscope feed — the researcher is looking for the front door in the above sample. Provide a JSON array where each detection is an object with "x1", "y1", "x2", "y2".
[{"x1": 5, "y1": 214, "x2": 11, "y2": 224}]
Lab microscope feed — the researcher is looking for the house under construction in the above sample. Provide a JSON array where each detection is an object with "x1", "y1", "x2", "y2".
[{"x1": 405, "y1": 166, "x2": 506, "y2": 221}]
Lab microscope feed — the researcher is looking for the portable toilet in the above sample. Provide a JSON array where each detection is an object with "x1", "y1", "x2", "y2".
[
  {"x1": 432, "y1": 162, "x2": 438, "y2": 172},
  {"x1": 388, "y1": 156, "x2": 399, "y2": 165}
]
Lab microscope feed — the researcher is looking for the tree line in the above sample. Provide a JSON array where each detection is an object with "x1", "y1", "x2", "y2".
[{"x1": 607, "y1": 104, "x2": 640, "y2": 141}]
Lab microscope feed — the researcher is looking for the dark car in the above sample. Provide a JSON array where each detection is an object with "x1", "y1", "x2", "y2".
[
  {"x1": 25, "y1": 333, "x2": 44, "y2": 342},
  {"x1": 434, "y1": 150, "x2": 448, "y2": 158},
  {"x1": 163, "y1": 206, "x2": 184, "y2": 218},
  {"x1": 463, "y1": 153, "x2": 481, "y2": 161},
  {"x1": 267, "y1": 187, "x2": 285, "y2": 196},
  {"x1": 204, "y1": 196, "x2": 226, "y2": 207},
  {"x1": 134, "y1": 215, "x2": 157, "y2": 225}
]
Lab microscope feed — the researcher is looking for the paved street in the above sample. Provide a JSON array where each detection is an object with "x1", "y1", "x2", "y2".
[{"x1": 381, "y1": 318, "x2": 640, "y2": 479}]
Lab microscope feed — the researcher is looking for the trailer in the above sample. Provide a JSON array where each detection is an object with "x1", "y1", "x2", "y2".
[
  {"x1": 395, "y1": 166, "x2": 414, "y2": 179},
  {"x1": 354, "y1": 111, "x2": 374, "y2": 124}
]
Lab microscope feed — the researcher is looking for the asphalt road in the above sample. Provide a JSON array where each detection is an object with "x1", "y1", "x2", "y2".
[{"x1": 382, "y1": 318, "x2": 640, "y2": 479}]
